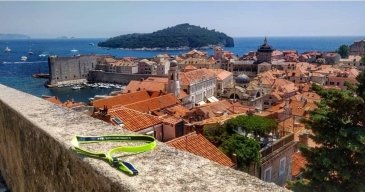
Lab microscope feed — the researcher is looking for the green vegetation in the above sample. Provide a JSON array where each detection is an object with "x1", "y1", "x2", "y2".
[
  {"x1": 336, "y1": 44, "x2": 350, "y2": 58},
  {"x1": 98, "y1": 23, "x2": 234, "y2": 49},
  {"x1": 203, "y1": 115, "x2": 277, "y2": 170},
  {"x1": 293, "y1": 71, "x2": 365, "y2": 192},
  {"x1": 221, "y1": 134, "x2": 261, "y2": 168}
]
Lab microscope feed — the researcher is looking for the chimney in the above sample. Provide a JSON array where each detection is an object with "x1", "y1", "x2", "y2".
[
  {"x1": 298, "y1": 131, "x2": 310, "y2": 146},
  {"x1": 231, "y1": 153, "x2": 238, "y2": 169}
]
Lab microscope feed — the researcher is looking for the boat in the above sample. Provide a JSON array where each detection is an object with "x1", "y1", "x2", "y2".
[
  {"x1": 89, "y1": 43, "x2": 95, "y2": 46},
  {"x1": 4, "y1": 46, "x2": 11, "y2": 53},
  {"x1": 71, "y1": 85, "x2": 82, "y2": 90},
  {"x1": 39, "y1": 53, "x2": 47, "y2": 57},
  {"x1": 20, "y1": 56, "x2": 27, "y2": 61},
  {"x1": 28, "y1": 51, "x2": 34, "y2": 55},
  {"x1": 70, "y1": 49, "x2": 78, "y2": 52},
  {"x1": 32, "y1": 73, "x2": 50, "y2": 78}
]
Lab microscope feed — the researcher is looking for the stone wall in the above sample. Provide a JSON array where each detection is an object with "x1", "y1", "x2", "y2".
[
  {"x1": 48, "y1": 55, "x2": 104, "y2": 85},
  {"x1": 88, "y1": 70, "x2": 167, "y2": 85},
  {"x1": 0, "y1": 84, "x2": 287, "y2": 192}
]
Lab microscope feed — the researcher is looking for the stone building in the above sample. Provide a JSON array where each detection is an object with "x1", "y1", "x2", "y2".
[
  {"x1": 180, "y1": 69, "x2": 217, "y2": 106},
  {"x1": 48, "y1": 55, "x2": 106, "y2": 86},
  {"x1": 138, "y1": 59, "x2": 157, "y2": 74},
  {"x1": 350, "y1": 39, "x2": 365, "y2": 56}
]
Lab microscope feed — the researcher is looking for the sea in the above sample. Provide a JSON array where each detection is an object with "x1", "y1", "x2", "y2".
[{"x1": 0, "y1": 36, "x2": 364, "y2": 103}]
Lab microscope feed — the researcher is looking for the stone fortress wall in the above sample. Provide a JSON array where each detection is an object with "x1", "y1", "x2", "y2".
[{"x1": 48, "y1": 55, "x2": 103, "y2": 86}]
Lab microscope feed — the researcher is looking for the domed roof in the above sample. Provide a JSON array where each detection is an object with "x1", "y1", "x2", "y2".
[
  {"x1": 170, "y1": 60, "x2": 178, "y2": 67},
  {"x1": 235, "y1": 74, "x2": 250, "y2": 84},
  {"x1": 258, "y1": 37, "x2": 273, "y2": 52}
]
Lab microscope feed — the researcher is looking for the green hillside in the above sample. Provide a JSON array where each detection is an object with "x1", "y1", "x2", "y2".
[{"x1": 98, "y1": 23, "x2": 234, "y2": 49}]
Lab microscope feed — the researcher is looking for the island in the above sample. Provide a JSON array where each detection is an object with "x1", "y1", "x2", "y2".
[
  {"x1": 98, "y1": 23, "x2": 234, "y2": 49},
  {"x1": 0, "y1": 34, "x2": 30, "y2": 39}
]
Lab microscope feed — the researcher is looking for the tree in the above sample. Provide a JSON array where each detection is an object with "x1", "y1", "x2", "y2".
[
  {"x1": 203, "y1": 124, "x2": 230, "y2": 146},
  {"x1": 336, "y1": 44, "x2": 350, "y2": 58},
  {"x1": 293, "y1": 70, "x2": 365, "y2": 191},
  {"x1": 220, "y1": 134, "x2": 260, "y2": 169},
  {"x1": 225, "y1": 115, "x2": 277, "y2": 139}
]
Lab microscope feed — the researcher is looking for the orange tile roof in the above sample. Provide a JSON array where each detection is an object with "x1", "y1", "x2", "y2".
[
  {"x1": 92, "y1": 91, "x2": 152, "y2": 109},
  {"x1": 292, "y1": 152, "x2": 307, "y2": 177},
  {"x1": 208, "y1": 69, "x2": 232, "y2": 81},
  {"x1": 124, "y1": 80, "x2": 166, "y2": 93},
  {"x1": 167, "y1": 133, "x2": 235, "y2": 167},
  {"x1": 164, "y1": 105, "x2": 190, "y2": 118},
  {"x1": 108, "y1": 107, "x2": 162, "y2": 132},
  {"x1": 194, "y1": 114, "x2": 241, "y2": 126},
  {"x1": 62, "y1": 100, "x2": 85, "y2": 108},
  {"x1": 159, "y1": 114, "x2": 183, "y2": 125},
  {"x1": 145, "y1": 77, "x2": 169, "y2": 83},
  {"x1": 193, "y1": 100, "x2": 249, "y2": 118},
  {"x1": 180, "y1": 69, "x2": 216, "y2": 85},
  {"x1": 45, "y1": 96, "x2": 62, "y2": 105},
  {"x1": 124, "y1": 93, "x2": 179, "y2": 113}
]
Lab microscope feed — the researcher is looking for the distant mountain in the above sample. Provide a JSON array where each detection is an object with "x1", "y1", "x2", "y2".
[
  {"x1": 0, "y1": 34, "x2": 30, "y2": 39},
  {"x1": 98, "y1": 23, "x2": 234, "y2": 49}
]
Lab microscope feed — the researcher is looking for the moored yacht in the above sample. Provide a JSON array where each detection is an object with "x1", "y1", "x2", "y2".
[{"x1": 4, "y1": 46, "x2": 11, "y2": 53}]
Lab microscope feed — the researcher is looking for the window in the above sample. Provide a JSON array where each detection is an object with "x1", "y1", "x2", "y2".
[
  {"x1": 264, "y1": 167, "x2": 272, "y2": 182},
  {"x1": 279, "y1": 157, "x2": 286, "y2": 176},
  {"x1": 337, "y1": 82, "x2": 340, "y2": 86}
]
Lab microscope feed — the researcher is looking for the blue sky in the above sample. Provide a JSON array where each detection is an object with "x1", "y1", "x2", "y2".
[{"x1": 0, "y1": 1, "x2": 364, "y2": 38}]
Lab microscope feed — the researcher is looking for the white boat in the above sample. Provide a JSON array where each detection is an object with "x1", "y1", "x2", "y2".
[
  {"x1": 70, "y1": 49, "x2": 78, "y2": 52},
  {"x1": 89, "y1": 43, "x2": 95, "y2": 46},
  {"x1": 20, "y1": 56, "x2": 27, "y2": 61},
  {"x1": 28, "y1": 51, "x2": 34, "y2": 55},
  {"x1": 72, "y1": 85, "x2": 82, "y2": 90},
  {"x1": 4, "y1": 46, "x2": 11, "y2": 52},
  {"x1": 39, "y1": 53, "x2": 47, "y2": 57}
]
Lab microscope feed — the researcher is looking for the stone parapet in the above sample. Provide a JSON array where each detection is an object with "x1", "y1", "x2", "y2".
[{"x1": 0, "y1": 84, "x2": 287, "y2": 191}]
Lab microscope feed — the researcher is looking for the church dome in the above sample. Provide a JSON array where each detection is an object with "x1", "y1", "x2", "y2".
[
  {"x1": 170, "y1": 60, "x2": 178, "y2": 67},
  {"x1": 235, "y1": 74, "x2": 250, "y2": 84}
]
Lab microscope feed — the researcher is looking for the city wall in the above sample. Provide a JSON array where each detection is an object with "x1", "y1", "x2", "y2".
[
  {"x1": 88, "y1": 70, "x2": 167, "y2": 84},
  {"x1": 0, "y1": 84, "x2": 288, "y2": 191},
  {"x1": 48, "y1": 55, "x2": 106, "y2": 86}
]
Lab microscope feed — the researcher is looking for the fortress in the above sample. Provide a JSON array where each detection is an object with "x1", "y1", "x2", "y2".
[{"x1": 47, "y1": 55, "x2": 107, "y2": 86}]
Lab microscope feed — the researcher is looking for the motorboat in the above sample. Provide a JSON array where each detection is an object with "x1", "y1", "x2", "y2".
[
  {"x1": 89, "y1": 43, "x2": 95, "y2": 46},
  {"x1": 4, "y1": 46, "x2": 11, "y2": 53},
  {"x1": 72, "y1": 85, "x2": 83, "y2": 90},
  {"x1": 28, "y1": 50, "x2": 34, "y2": 55},
  {"x1": 20, "y1": 56, "x2": 27, "y2": 61},
  {"x1": 39, "y1": 53, "x2": 47, "y2": 57},
  {"x1": 70, "y1": 49, "x2": 78, "y2": 52}
]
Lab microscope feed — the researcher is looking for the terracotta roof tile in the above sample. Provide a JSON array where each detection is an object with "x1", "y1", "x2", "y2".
[
  {"x1": 124, "y1": 80, "x2": 166, "y2": 93},
  {"x1": 164, "y1": 105, "x2": 190, "y2": 118},
  {"x1": 124, "y1": 93, "x2": 179, "y2": 113},
  {"x1": 45, "y1": 96, "x2": 62, "y2": 105},
  {"x1": 180, "y1": 69, "x2": 216, "y2": 85},
  {"x1": 207, "y1": 69, "x2": 232, "y2": 81},
  {"x1": 108, "y1": 107, "x2": 162, "y2": 132},
  {"x1": 292, "y1": 152, "x2": 307, "y2": 177},
  {"x1": 167, "y1": 133, "x2": 235, "y2": 167},
  {"x1": 92, "y1": 91, "x2": 152, "y2": 109}
]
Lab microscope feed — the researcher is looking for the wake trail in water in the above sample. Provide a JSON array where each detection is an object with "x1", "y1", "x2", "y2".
[{"x1": 1, "y1": 61, "x2": 48, "y2": 64}]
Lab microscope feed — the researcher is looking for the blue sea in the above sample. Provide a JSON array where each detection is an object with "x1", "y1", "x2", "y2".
[{"x1": 0, "y1": 36, "x2": 364, "y2": 103}]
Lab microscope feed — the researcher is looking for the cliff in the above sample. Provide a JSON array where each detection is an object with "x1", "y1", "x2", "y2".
[{"x1": 98, "y1": 23, "x2": 234, "y2": 49}]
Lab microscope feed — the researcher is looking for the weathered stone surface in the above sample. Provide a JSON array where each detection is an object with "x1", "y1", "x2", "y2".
[{"x1": 0, "y1": 84, "x2": 288, "y2": 192}]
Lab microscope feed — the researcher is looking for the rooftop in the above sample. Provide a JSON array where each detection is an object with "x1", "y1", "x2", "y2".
[{"x1": 167, "y1": 132, "x2": 235, "y2": 167}]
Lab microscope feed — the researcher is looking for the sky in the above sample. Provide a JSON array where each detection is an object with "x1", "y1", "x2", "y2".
[{"x1": 0, "y1": 1, "x2": 364, "y2": 38}]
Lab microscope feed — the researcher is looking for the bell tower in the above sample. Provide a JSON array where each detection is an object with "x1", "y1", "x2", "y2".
[
  {"x1": 167, "y1": 60, "x2": 180, "y2": 97},
  {"x1": 256, "y1": 37, "x2": 274, "y2": 64}
]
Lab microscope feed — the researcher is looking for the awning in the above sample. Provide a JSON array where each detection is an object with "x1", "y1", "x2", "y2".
[
  {"x1": 197, "y1": 101, "x2": 206, "y2": 106},
  {"x1": 207, "y1": 96, "x2": 219, "y2": 103}
]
